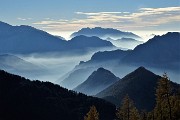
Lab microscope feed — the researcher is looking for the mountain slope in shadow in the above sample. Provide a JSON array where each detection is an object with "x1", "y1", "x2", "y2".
[
  {"x1": 74, "y1": 67, "x2": 119, "y2": 95},
  {"x1": 96, "y1": 67, "x2": 180, "y2": 111}
]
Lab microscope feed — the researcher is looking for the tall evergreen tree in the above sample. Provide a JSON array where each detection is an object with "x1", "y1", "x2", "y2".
[
  {"x1": 153, "y1": 73, "x2": 180, "y2": 120},
  {"x1": 140, "y1": 110, "x2": 147, "y2": 120},
  {"x1": 147, "y1": 110, "x2": 155, "y2": 120},
  {"x1": 170, "y1": 94, "x2": 180, "y2": 119},
  {"x1": 116, "y1": 95, "x2": 140, "y2": 120},
  {"x1": 84, "y1": 105, "x2": 99, "y2": 120}
]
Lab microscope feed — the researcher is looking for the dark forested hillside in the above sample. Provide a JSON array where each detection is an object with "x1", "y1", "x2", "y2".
[{"x1": 0, "y1": 70, "x2": 116, "y2": 120}]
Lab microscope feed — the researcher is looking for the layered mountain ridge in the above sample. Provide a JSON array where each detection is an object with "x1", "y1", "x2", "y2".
[
  {"x1": 96, "y1": 67, "x2": 180, "y2": 111},
  {"x1": 74, "y1": 67, "x2": 119, "y2": 95}
]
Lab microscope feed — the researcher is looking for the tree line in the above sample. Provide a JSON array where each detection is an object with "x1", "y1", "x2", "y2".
[{"x1": 84, "y1": 73, "x2": 180, "y2": 120}]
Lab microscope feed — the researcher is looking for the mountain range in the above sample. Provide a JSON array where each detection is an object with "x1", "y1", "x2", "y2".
[
  {"x1": 59, "y1": 32, "x2": 180, "y2": 87},
  {"x1": 90, "y1": 49, "x2": 131, "y2": 62},
  {"x1": 58, "y1": 49, "x2": 131, "y2": 89},
  {"x1": 0, "y1": 70, "x2": 116, "y2": 120},
  {"x1": 96, "y1": 67, "x2": 180, "y2": 111},
  {"x1": 0, "y1": 21, "x2": 65, "y2": 54},
  {"x1": 122, "y1": 32, "x2": 180, "y2": 68},
  {"x1": 71, "y1": 27, "x2": 142, "y2": 40},
  {"x1": 74, "y1": 67, "x2": 119, "y2": 95},
  {"x1": 0, "y1": 21, "x2": 114, "y2": 54},
  {"x1": 84, "y1": 32, "x2": 180, "y2": 68},
  {"x1": 0, "y1": 19, "x2": 179, "y2": 120},
  {"x1": 67, "y1": 35, "x2": 114, "y2": 51}
]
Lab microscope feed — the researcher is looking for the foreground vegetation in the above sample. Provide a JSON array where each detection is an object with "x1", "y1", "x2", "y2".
[{"x1": 85, "y1": 73, "x2": 180, "y2": 120}]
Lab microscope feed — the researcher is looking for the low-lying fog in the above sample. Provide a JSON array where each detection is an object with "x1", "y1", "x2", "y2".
[
  {"x1": 1, "y1": 51, "x2": 179, "y2": 86},
  {"x1": 1, "y1": 50, "x2": 179, "y2": 88},
  {"x1": 19, "y1": 53, "x2": 94, "y2": 82}
]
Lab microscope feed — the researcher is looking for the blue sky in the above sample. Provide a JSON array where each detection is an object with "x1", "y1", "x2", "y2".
[{"x1": 0, "y1": 0, "x2": 179, "y2": 39}]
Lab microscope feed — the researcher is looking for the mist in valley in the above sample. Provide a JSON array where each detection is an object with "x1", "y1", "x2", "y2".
[{"x1": 19, "y1": 52, "x2": 94, "y2": 82}]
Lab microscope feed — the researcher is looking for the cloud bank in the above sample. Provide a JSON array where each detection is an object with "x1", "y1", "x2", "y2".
[{"x1": 33, "y1": 7, "x2": 180, "y2": 32}]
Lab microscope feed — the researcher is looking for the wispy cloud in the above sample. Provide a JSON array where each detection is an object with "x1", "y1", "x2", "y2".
[
  {"x1": 76, "y1": 11, "x2": 123, "y2": 15},
  {"x1": 33, "y1": 7, "x2": 180, "y2": 32},
  {"x1": 17, "y1": 17, "x2": 32, "y2": 21}
]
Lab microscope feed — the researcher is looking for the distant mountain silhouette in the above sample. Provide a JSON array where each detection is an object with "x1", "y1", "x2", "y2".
[
  {"x1": 96, "y1": 67, "x2": 180, "y2": 111},
  {"x1": 74, "y1": 67, "x2": 119, "y2": 95},
  {"x1": 90, "y1": 49, "x2": 131, "y2": 62},
  {"x1": 0, "y1": 22, "x2": 114, "y2": 54},
  {"x1": 123, "y1": 32, "x2": 180, "y2": 68},
  {"x1": 0, "y1": 70, "x2": 116, "y2": 120},
  {"x1": 65, "y1": 32, "x2": 180, "y2": 83},
  {"x1": 71, "y1": 27, "x2": 142, "y2": 40},
  {"x1": 60, "y1": 67, "x2": 95, "y2": 90},
  {"x1": 58, "y1": 50, "x2": 130, "y2": 89},
  {"x1": 0, "y1": 54, "x2": 45, "y2": 79},
  {"x1": 107, "y1": 37, "x2": 143, "y2": 49},
  {"x1": 76, "y1": 32, "x2": 180, "y2": 69},
  {"x1": 0, "y1": 22, "x2": 66, "y2": 54},
  {"x1": 68, "y1": 35, "x2": 114, "y2": 50}
]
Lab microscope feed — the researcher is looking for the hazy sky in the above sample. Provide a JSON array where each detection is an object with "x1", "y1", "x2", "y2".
[{"x1": 0, "y1": 0, "x2": 179, "y2": 39}]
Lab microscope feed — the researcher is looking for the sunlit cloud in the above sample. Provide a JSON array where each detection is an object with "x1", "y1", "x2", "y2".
[
  {"x1": 76, "y1": 11, "x2": 122, "y2": 15},
  {"x1": 33, "y1": 7, "x2": 180, "y2": 32}
]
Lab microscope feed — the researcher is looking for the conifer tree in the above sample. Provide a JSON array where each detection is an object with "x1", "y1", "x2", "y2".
[
  {"x1": 147, "y1": 110, "x2": 155, "y2": 120},
  {"x1": 116, "y1": 95, "x2": 140, "y2": 120},
  {"x1": 169, "y1": 90, "x2": 180, "y2": 119},
  {"x1": 130, "y1": 107, "x2": 140, "y2": 120},
  {"x1": 140, "y1": 110, "x2": 147, "y2": 120},
  {"x1": 84, "y1": 105, "x2": 99, "y2": 120},
  {"x1": 154, "y1": 73, "x2": 172, "y2": 119}
]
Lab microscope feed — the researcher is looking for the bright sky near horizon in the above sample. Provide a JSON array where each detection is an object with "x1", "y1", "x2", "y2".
[{"x1": 0, "y1": 0, "x2": 180, "y2": 39}]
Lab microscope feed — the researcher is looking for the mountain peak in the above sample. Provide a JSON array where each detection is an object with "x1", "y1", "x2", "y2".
[
  {"x1": 97, "y1": 67, "x2": 107, "y2": 71},
  {"x1": 135, "y1": 66, "x2": 147, "y2": 72},
  {"x1": 123, "y1": 66, "x2": 156, "y2": 80},
  {"x1": 96, "y1": 67, "x2": 162, "y2": 111},
  {"x1": 74, "y1": 67, "x2": 119, "y2": 95}
]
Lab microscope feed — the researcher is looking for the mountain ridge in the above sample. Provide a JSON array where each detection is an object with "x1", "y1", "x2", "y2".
[
  {"x1": 0, "y1": 21, "x2": 115, "y2": 54},
  {"x1": 0, "y1": 69, "x2": 116, "y2": 120},
  {"x1": 74, "y1": 67, "x2": 119, "y2": 95},
  {"x1": 96, "y1": 67, "x2": 180, "y2": 111},
  {"x1": 122, "y1": 32, "x2": 180, "y2": 65},
  {"x1": 71, "y1": 27, "x2": 142, "y2": 40}
]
